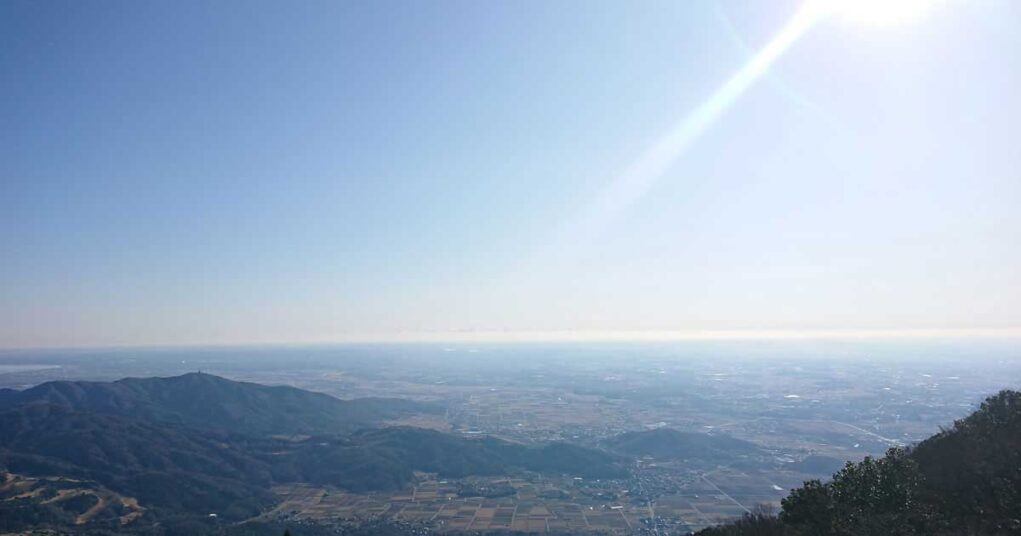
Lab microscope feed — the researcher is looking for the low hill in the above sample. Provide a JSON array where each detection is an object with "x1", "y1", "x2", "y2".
[
  {"x1": 279, "y1": 427, "x2": 627, "y2": 492},
  {"x1": 0, "y1": 372, "x2": 438, "y2": 435},
  {"x1": 605, "y1": 428, "x2": 765, "y2": 462},
  {"x1": 353, "y1": 427, "x2": 626, "y2": 479},
  {"x1": 698, "y1": 389, "x2": 1021, "y2": 535}
]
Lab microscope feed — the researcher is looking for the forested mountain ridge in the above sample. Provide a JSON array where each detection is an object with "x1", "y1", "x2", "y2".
[
  {"x1": 698, "y1": 389, "x2": 1021, "y2": 535},
  {"x1": 0, "y1": 374, "x2": 627, "y2": 532},
  {"x1": 0, "y1": 371, "x2": 439, "y2": 435},
  {"x1": 0, "y1": 402, "x2": 278, "y2": 519}
]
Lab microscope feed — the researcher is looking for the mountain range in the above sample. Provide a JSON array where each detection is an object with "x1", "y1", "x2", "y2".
[
  {"x1": 4, "y1": 373, "x2": 1017, "y2": 536},
  {"x1": 0, "y1": 373, "x2": 626, "y2": 533},
  {"x1": 0, "y1": 371, "x2": 438, "y2": 435}
]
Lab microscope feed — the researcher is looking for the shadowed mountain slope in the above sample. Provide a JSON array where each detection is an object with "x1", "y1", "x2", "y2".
[
  {"x1": 0, "y1": 374, "x2": 628, "y2": 527},
  {"x1": 0, "y1": 372, "x2": 437, "y2": 435},
  {"x1": 0, "y1": 403, "x2": 277, "y2": 519}
]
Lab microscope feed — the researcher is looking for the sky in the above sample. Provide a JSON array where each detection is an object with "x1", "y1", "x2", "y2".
[{"x1": 1, "y1": 0, "x2": 1019, "y2": 348}]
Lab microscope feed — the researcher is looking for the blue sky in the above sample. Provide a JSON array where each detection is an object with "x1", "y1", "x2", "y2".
[{"x1": 2, "y1": 0, "x2": 1019, "y2": 347}]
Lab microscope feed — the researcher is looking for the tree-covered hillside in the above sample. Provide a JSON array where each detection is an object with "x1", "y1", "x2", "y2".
[
  {"x1": 698, "y1": 390, "x2": 1021, "y2": 535},
  {"x1": 0, "y1": 374, "x2": 627, "y2": 530},
  {"x1": 0, "y1": 371, "x2": 440, "y2": 435}
]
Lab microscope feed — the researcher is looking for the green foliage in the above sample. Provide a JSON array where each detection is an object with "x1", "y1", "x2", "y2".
[
  {"x1": 829, "y1": 449, "x2": 925, "y2": 534},
  {"x1": 910, "y1": 389, "x2": 1021, "y2": 533},
  {"x1": 780, "y1": 449, "x2": 928, "y2": 535},
  {"x1": 779, "y1": 480, "x2": 832, "y2": 535},
  {"x1": 697, "y1": 510, "x2": 787, "y2": 536},
  {"x1": 703, "y1": 389, "x2": 1021, "y2": 536}
]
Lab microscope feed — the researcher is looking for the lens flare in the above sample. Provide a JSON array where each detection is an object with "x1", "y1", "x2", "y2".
[
  {"x1": 559, "y1": 0, "x2": 933, "y2": 250},
  {"x1": 561, "y1": 2, "x2": 824, "y2": 247},
  {"x1": 820, "y1": 0, "x2": 932, "y2": 26}
]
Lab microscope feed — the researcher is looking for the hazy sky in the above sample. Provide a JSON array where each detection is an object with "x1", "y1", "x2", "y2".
[{"x1": 2, "y1": 0, "x2": 1019, "y2": 347}]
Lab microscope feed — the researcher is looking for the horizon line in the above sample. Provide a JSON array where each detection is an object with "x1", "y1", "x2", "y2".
[{"x1": 3, "y1": 327, "x2": 1021, "y2": 352}]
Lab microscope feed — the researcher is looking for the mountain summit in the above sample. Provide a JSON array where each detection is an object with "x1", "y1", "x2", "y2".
[{"x1": 0, "y1": 372, "x2": 436, "y2": 435}]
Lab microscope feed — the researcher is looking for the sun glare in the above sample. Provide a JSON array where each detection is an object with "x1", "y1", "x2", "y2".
[{"x1": 820, "y1": 0, "x2": 932, "y2": 26}]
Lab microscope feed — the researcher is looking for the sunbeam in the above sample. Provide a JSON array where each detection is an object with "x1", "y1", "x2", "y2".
[{"x1": 569, "y1": 2, "x2": 827, "y2": 244}]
